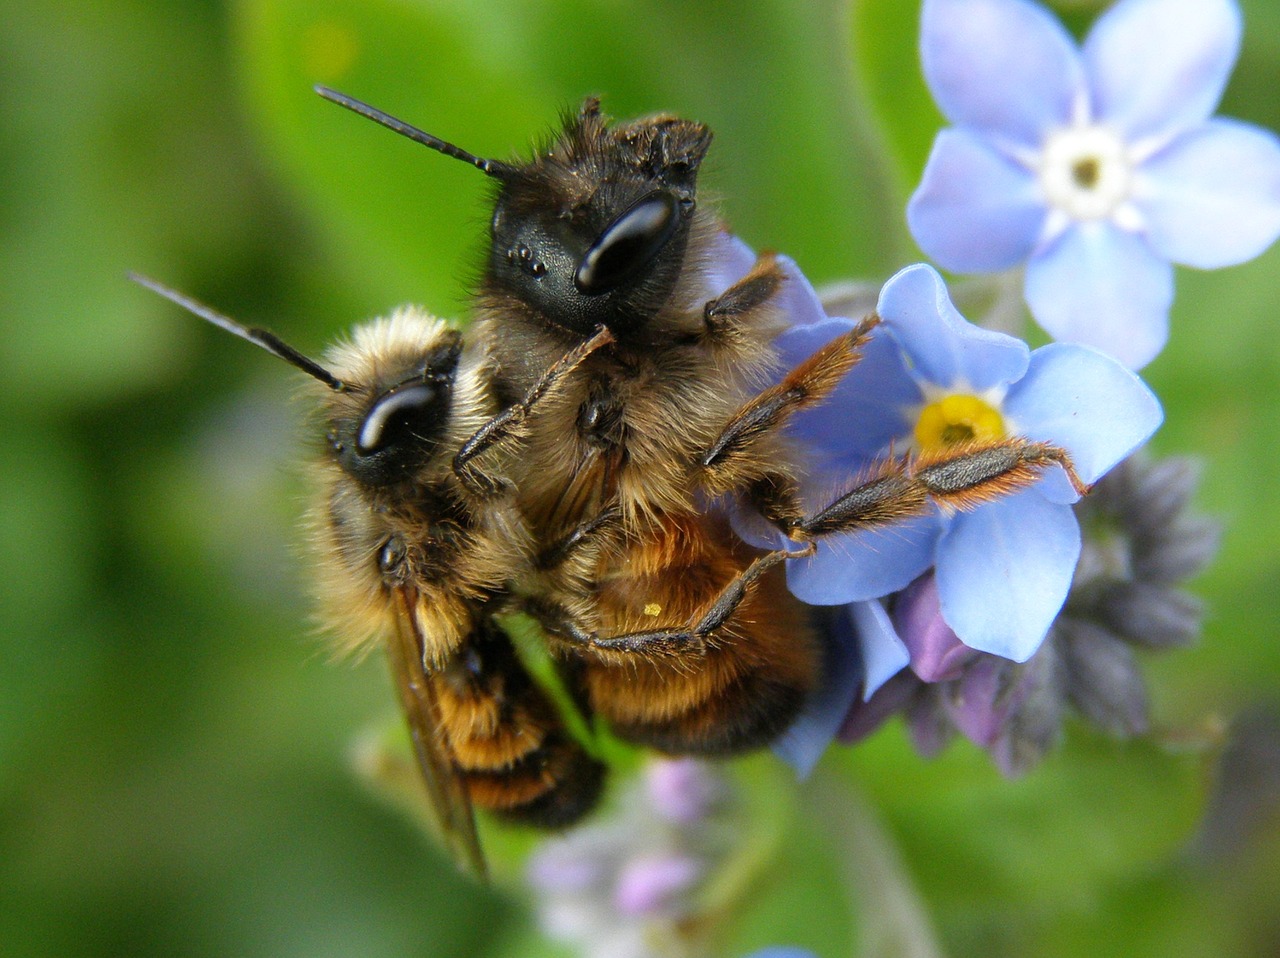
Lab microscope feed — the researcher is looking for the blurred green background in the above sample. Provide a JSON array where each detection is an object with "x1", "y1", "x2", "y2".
[{"x1": 3, "y1": 0, "x2": 1279, "y2": 956}]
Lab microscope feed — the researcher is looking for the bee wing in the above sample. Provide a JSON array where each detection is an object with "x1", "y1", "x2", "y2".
[{"x1": 386, "y1": 587, "x2": 488, "y2": 881}]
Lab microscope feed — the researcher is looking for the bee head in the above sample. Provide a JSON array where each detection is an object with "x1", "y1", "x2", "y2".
[
  {"x1": 486, "y1": 100, "x2": 711, "y2": 339},
  {"x1": 325, "y1": 323, "x2": 464, "y2": 489},
  {"x1": 313, "y1": 88, "x2": 712, "y2": 343}
]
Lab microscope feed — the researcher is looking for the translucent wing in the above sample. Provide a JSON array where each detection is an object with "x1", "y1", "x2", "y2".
[{"x1": 386, "y1": 587, "x2": 488, "y2": 881}]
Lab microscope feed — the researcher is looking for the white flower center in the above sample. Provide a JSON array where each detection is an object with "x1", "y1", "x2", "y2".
[{"x1": 1037, "y1": 125, "x2": 1134, "y2": 222}]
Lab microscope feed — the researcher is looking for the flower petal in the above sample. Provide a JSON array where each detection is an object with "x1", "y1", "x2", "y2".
[
  {"x1": 853, "y1": 598, "x2": 912, "y2": 698},
  {"x1": 1024, "y1": 221, "x2": 1173, "y2": 370},
  {"x1": 786, "y1": 509, "x2": 942, "y2": 604},
  {"x1": 935, "y1": 490, "x2": 1081, "y2": 660},
  {"x1": 771, "y1": 603, "x2": 873, "y2": 777},
  {"x1": 921, "y1": 0, "x2": 1084, "y2": 150},
  {"x1": 701, "y1": 231, "x2": 758, "y2": 295},
  {"x1": 878, "y1": 264, "x2": 1030, "y2": 391},
  {"x1": 1084, "y1": 0, "x2": 1241, "y2": 145},
  {"x1": 1003, "y1": 342, "x2": 1162, "y2": 502},
  {"x1": 775, "y1": 254, "x2": 834, "y2": 326},
  {"x1": 908, "y1": 128, "x2": 1048, "y2": 272},
  {"x1": 1136, "y1": 118, "x2": 1280, "y2": 269},
  {"x1": 779, "y1": 320, "x2": 919, "y2": 467},
  {"x1": 891, "y1": 573, "x2": 977, "y2": 682}
]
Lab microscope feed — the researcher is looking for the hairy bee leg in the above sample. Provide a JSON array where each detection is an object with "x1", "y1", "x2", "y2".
[
  {"x1": 527, "y1": 543, "x2": 814, "y2": 659},
  {"x1": 701, "y1": 252, "x2": 785, "y2": 342},
  {"x1": 796, "y1": 438, "x2": 1089, "y2": 540},
  {"x1": 535, "y1": 501, "x2": 625, "y2": 571},
  {"x1": 454, "y1": 325, "x2": 615, "y2": 496},
  {"x1": 699, "y1": 316, "x2": 880, "y2": 496}
]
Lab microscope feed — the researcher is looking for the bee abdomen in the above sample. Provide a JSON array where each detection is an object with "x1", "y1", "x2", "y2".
[
  {"x1": 460, "y1": 731, "x2": 605, "y2": 829},
  {"x1": 436, "y1": 625, "x2": 604, "y2": 828},
  {"x1": 607, "y1": 668, "x2": 808, "y2": 756}
]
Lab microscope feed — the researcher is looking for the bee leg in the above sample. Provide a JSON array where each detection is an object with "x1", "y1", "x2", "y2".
[
  {"x1": 699, "y1": 316, "x2": 879, "y2": 495},
  {"x1": 535, "y1": 501, "x2": 625, "y2": 571},
  {"x1": 453, "y1": 325, "x2": 615, "y2": 497},
  {"x1": 527, "y1": 543, "x2": 814, "y2": 659},
  {"x1": 797, "y1": 438, "x2": 1089, "y2": 539},
  {"x1": 701, "y1": 252, "x2": 786, "y2": 343}
]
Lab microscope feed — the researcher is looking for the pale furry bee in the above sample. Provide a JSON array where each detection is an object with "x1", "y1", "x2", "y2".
[
  {"x1": 315, "y1": 91, "x2": 1082, "y2": 759},
  {"x1": 130, "y1": 275, "x2": 614, "y2": 879}
]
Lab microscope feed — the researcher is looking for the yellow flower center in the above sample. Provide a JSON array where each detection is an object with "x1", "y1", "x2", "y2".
[{"x1": 914, "y1": 394, "x2": 1006, "y2": 451}]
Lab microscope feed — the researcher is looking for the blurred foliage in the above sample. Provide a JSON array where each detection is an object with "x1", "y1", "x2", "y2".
[{"x1": 2, "y1": 0, "x2": 1278, "y2": 957}]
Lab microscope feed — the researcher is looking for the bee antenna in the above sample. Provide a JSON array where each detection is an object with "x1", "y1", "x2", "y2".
[
  {"x1": 128, "y1": 273, "x2": 348, "y2": 392},
  {"x1": 314, "y1": 85, "x2": 516, "y2": 181}
]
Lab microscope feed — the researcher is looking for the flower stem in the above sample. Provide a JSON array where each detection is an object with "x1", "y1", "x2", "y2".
[{"x1": 808, "y1": 769, "x2": 947, "y2": 958}]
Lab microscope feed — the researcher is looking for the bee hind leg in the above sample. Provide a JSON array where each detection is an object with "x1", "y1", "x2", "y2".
[{"x1": 797, "y1": 438, "x2": 1088, "y2": 540}]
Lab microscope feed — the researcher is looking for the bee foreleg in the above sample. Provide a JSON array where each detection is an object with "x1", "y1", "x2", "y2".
[
  {"x1": 701, "y1": 252, "x2": 785, "y2": 343},
  {"x1": 454, "y1": 325, "x2": 614, "y2": 496},
  {"x1": 699, "y1": 317, "x2": 878, "y2": 495}
]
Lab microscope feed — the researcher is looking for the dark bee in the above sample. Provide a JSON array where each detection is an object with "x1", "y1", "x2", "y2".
[
  {"x1": 315, "y1": 92, "x2": 1082, "y2": 759},
  {"x1": 129, "y1": 277, "x2": 613, "y2": 879}
]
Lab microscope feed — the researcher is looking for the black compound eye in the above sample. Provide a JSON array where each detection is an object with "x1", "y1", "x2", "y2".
[
  {"x1": 574, "y1": 191, "x2": 681, "y2": 295},
  {"x1": 356, "y1": 383, "x2": 437, "y2": 454}
]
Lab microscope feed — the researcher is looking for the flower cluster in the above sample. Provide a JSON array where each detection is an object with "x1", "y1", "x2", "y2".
[
  {"x1": 525, "y1": 758, "x2": 732, "y2": 958},
  {"x1": 739, "y1": 0, "x2": 1266, "y2": 778}
]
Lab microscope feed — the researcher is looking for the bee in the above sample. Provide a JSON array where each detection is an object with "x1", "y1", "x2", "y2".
[
  {"x1": 129, "y1": 275, "x2": 615, "y2": 879},
  {"x1": 314, "y1": 91, "x2": 1083, "y2": 757}
]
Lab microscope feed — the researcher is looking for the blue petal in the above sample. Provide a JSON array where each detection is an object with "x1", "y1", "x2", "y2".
[
  {"x1": 1137, "y1": 118, "x2": 1280, "y2": 269},
  {"x1": 775, "y1": 254, "x2": 833, "y2": 326},
  {"x1": 779, "y1": 322, "x2": 920, "y2": 467},
  {"x1": 771, "y1": 604, "x2": 872, "y2": 778},
  {"x1": 921, "y1": 0, "x2": 1084, "y2": 150},
  {"x1": 908, "y1": 128, "x2": 1047, "y2": 272},
  {"x1": 786, "y1": 509, "x2": 941, "y2": 604},
  {"x1": 935, "y1": 491, "x2": 1081, "y2": 660},
  {"x1": 1024, "y1": 222, "x2": 1173, "y2": 370},
  {"x1": 701, "y1": 231, "x2": 759, "y2": 296},
  {"x1": 878, "y1": 264, "x2": 1030, "y2": 391},
  {"x1": 1084, "y1": 0, "x2": 1241, "y2": 146},
  {"x1": 852, "y1": 599, "x2": 911, "y2": 699},
  {"x1": 1003, "y1": 343, "x2": 1163, "y2": 503}
]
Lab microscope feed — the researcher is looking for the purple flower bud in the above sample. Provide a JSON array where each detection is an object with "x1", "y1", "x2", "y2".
[
  {"x1": 838, "y1": 669, "x2": 921, "y2": 744},
  {"x1": 944, "y1": 656, "x2": 1030, "y2": 747},
  {"x1": 613, "y1": 853, "x2": 703, "y2": 917},
  {"x1": 892, "y1": 574, "x2": 979, "y2": 682},
  {"x1": 644, "y1": 758, "x2": 722, "y2": 825}
]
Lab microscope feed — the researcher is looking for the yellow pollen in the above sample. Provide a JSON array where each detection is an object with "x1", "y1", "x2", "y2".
[
  {"x1": 914, "y1": 394, "x2": 1005, "y2": 451},
  {"x1": 1072, "y1": 156, "x2": 1101, "y2": 189},
  {"x1": 643, "y1": 603, "x2": 663, "y2": 617}
]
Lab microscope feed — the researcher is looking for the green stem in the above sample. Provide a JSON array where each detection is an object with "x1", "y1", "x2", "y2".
[{"x1": 808, "y1": 769, "x2": 947, "y2": 958}]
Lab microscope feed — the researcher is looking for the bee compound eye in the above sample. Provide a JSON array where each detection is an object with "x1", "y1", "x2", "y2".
[
  {"x1": 356, "y1": 383, "x2": 438, "y2": 455},
  {"x1": 574, "y1": 191, "x2": 681, "y2": 295}
]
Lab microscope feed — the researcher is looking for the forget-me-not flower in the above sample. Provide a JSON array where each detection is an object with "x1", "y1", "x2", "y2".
[
  {"x1": 739, "y1": 264, "x2": 1162, "y2": 673},
  {"x1": 908, "y1": 0, "x2": 1280, "y2": 369}
]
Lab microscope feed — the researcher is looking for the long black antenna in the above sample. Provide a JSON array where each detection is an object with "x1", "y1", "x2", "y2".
[
  {"x1": 128, "y1": 273, "x2": 347, "y2": 392},
  {"x1": 314, "y1": 85, "x2": 515, "y2": 180}
]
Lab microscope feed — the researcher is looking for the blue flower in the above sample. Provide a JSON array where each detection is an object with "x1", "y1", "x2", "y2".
[
  {"x1": 907, "y1": 0, "x2": 1280, "y2": 369},
  {"x1": 742, "y1": 263, "x2": 1161, "y2": 677}
]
